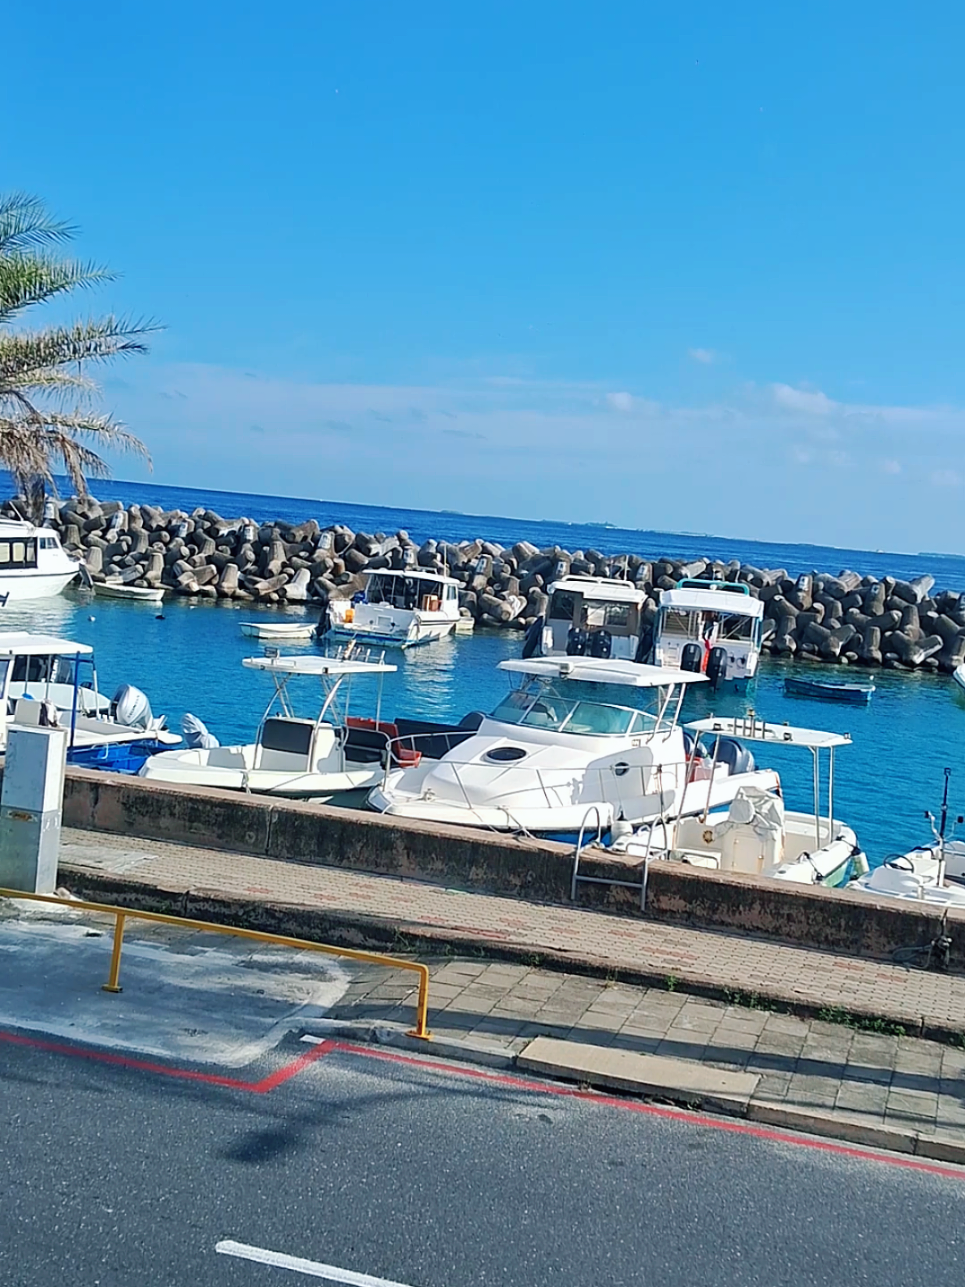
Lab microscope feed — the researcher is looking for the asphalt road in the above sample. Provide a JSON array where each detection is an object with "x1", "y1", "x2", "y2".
[{"x1": 2, "y1": 1031, "x2": 964, "y2": 1287}]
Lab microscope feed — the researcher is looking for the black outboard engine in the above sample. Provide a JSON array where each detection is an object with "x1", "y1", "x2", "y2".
[
  {"x1": 706, "y1": 646, "x2": 728, "y2": 690},
  {"x1": 566, "y1": 627, "x2": 588, "y2": 656},
  {"x1": 588, "y1": 629, "x2": 612, "y2": 659},
  {"x1": 522, "y1": 615, "x2": 545, "y2": 659},
  {"x1": 680, "y1": 642, "x2": 703, "y2": 673}
]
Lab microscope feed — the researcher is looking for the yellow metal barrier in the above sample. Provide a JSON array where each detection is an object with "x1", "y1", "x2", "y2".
[{"x1": 0, "y1": 887, "x2": 431, "y2": 1039}]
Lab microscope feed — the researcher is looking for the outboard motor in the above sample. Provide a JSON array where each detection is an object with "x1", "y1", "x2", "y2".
[
  {"x1": 712, "y1": 736, "x2": 756, "y2": 776},
  {"x1": 680, "y1": 641, "x2": 703, "y2": 673},
  {"x1": 566, "y1": 627, "x2": 588, "y2": 656},
  {"x1": 588, "y1": 629, "x2": 612, "y2": 659},
  {"x1": 521, "y1": 615, "x2": 544, "y2": 660},
  {"x1": 706, "y1": 646, "x2": 728, "y2": 690},
  {"x1": 110, "y1": 684, "x2": 155, "y2": 731},
  {"x1": 182, "y1": 712, "x2": 220, "y2": 750}
]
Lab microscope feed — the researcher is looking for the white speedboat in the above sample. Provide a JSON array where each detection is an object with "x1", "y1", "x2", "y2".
[
  {"x1": 651, "y1": 579, "x2": 765, "y2": 691},
  {"x1": 607, "y1": 715, "x2": 862, "y2": 888},
  {"x1": 323, "y1": 569, "x2": 461, "y2": 649},
  {"x1": 953, "y1": 663, "x2": 965, "y2": 694},
  {"x1": 94, "y1": 581, "x2": 166, "y2": 604},
  {"x1": 0, "y1": 519, "x2": 80, "y2": 603},
  {"x1": 240, "y1": 621, "x2": 315, "y2": 641},
  {"x1": 368, "y1": 657, "x2": 779, "y2": 840},
  {"x1": 0, "y1": 632, "x2": 179, "y2": 771},
  {"x1": 139, "y1": 653, "x2": 401, "y2": 800},
  {"x1": 522, "y1": 575, "x2": 650, "y2": 663},
  {"x1": 853, "y1": 772, "x2": 965, "y2": 907}
]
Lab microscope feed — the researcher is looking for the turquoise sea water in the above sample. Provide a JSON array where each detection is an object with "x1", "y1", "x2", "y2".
[{"x1": 7, "y1": 476, "x2": 965, "y2": 863}]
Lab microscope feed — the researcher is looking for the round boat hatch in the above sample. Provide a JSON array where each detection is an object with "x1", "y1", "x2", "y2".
[{"x1": 485, "y1": 746, "x2": 526, "y2": 763}]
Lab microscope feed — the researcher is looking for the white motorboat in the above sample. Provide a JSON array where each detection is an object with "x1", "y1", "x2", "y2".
[
  {"x1": 368, "y1": 657, "x2": 779, "y2": 840},
  {"x1": 651, "y1": 579, "x2": 765, "y2": 691},
  {"x1": 0, "y1": 519, "x2": 80, "y2": 603},
  {"x1": 953, "y1": 663, "x2": 965, "y2": 694},
  {"x1": 607, "y1": 714, "x2": 862, "y2": 888},
  {"x1": 323, "y1": 569, "x2": 461, "y2": 649},
  {"x1": 139, "y1": 653, "x2": 402, "y2": 800},
  {"x1": 240, "y1": 621, "x2": 315, "y2": 641},
  {"x1": 94, "y1": 581, "x2": 166, "y2": 604},
  {"x1": 853, "y1": 771, "x2": 965, "y2": 907},
  {"x1": 0, "y1": 632, "x2": 180, "y2": 771},
  {"x1": 522, "y1": 575, "x2": 650, "y2": 663}
]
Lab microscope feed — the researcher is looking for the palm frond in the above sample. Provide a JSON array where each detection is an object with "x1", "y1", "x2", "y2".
[
  {"x1": 0, "y1": 193, "x2": 75, "y2": 255},
  {"x1": 0, "y1": 253, "x2": 116, "y2": 323},
  {"x1": 0, "y1": 316, "x2": 161, "y2": 383}
]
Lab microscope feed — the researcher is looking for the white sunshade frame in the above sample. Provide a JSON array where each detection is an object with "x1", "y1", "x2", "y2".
[
  {"x1": 659, "y1": 588, "x2": 766, "y2": 619},
  {"x1": 0, "y1": 632, "x2": 93, "y2": 658},
  {"x1": 243, "y1": 655, "x2": 397, "y2": 677},
  {"x1": 499, "y1": 656, "x2": 709, "y2": 688},
  {"x1": 685, "y1": 716, "x2": 851, "y2": 749}
]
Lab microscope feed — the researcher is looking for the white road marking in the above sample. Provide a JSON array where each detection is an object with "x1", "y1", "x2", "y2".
[{"x1": 215, "y1": 1241, "x2": 417, "y2": 1286}]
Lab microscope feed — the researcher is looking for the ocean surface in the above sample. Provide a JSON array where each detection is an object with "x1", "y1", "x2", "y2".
[{"x1": 7, "y1": 475, "x2": 965, "y2": 864}]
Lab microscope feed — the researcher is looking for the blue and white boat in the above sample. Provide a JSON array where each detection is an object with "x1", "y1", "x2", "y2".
[{"x1": 0, "y1": 632, "x2": 180, "y2": 773}]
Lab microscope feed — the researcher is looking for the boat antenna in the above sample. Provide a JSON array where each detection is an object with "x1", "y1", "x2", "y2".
[{"x1": 940, "y1": 765, "x2": 951, "y2": 841}]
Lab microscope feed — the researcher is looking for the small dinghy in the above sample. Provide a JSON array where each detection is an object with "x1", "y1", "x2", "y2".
[
  {"x1": 94, "y1": 581, "x2": 166, "y2": 604},
  {"x1": 240, "y1": 621, "x2": 316, "y2": 641},
  {"x1": 784, "y1": 676, "x2": 875, "y2": 705}
]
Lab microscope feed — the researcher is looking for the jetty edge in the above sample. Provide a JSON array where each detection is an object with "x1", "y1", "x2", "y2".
[{"x1": 12, "y1": 492, "x2": 965, "y2": 674}]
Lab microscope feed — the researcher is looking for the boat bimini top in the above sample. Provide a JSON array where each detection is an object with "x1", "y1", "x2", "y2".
[
  {"x1": 242, "y1": 652, "x2": 397, "y2": 728},
  {"x1": 659, "y1": 580, "x2": 765, "y2": 619},
  {"x1": 499, "y1": 657, "x2": 708, "y2": 688},
  {"x1": 0, "y1": 632, "x2": 93, "y2": 658}
]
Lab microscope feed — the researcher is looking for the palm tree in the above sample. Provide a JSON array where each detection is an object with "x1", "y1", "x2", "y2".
[{"x1": 0, "y1": 193, "x2": 158, "y2": 521}]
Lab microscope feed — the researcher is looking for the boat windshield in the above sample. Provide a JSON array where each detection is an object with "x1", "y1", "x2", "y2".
[{"x1": 489, "y1": 677, "x2": 664, "y2": 737}]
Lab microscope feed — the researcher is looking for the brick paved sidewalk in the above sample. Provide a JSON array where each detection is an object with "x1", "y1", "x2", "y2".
[
  {"x1": 59, "y1": 829, "x2": 965, "y2": 1035},
  {"x1": 333, "y1": 956, "x2": 965, "y2": 1145}
]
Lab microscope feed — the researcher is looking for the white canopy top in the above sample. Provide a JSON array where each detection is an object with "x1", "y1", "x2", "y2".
[
  {"x1": 500, "y1": 657, "x2": 708, "y2": 688},
  {"x1": 0, "y1": 632, "x2": 93, "y2": 658},
  {"x1": 548, "y1": 576, "x2": 647, "y2": 605},
  {"x1": 362, "y1": 568, "x2": 460, "y2": 587},
  {"x1": 660, "y1": 587, "x2": 765, "y2": 618},
  {"x1": 685, "y1": 716, "x2": 851, "y2": 749},
  {"x1": 243, "y1": 655, "x2": 397, "y2": 677}
]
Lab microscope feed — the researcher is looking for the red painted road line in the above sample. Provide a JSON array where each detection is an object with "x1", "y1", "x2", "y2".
[
  {"x1": 328, "y1": 1040, "x2": 965, "y2": 1182},
  {"x1": 0, "y1": 1028, "x2": 333, "y2": 1093}
]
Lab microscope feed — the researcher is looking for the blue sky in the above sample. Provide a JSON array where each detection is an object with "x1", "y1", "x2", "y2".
[{"x1": 5, "y1": 1, "x2": 965, "y2": 549}]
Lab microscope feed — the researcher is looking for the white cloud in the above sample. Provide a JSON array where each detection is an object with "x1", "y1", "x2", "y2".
[
  {"x1": 688, "y1": 348, "x2": 719, "y2": 365},
  {"x1": 771, "y1": 384, "x2": 839, "y2": 416},
  {"x1": 931, "y1": 469, "x2": 962, "y2": 487},
  {"x1": 606, "y1": 391, "x2": 634, "y2": 412},
  {"x1": 881, "y1": 459, "x2": 902, "y2": 475}
]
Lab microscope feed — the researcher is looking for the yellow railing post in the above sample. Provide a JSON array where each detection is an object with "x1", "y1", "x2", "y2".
[
  {"x1": 407, "y1": 963, "x2": 431, "y2": 1040},
  {"x1": 102, "y1": 912, "x2": 126, "y2": 993}
]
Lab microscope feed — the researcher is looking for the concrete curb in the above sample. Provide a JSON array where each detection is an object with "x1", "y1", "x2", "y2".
[
  {"x1": 304, "y1": 1018, "x2": 965, "y2": 1167},
  {"x1": 59, "y1": 864, "x2": 965, "y2": 1047}
]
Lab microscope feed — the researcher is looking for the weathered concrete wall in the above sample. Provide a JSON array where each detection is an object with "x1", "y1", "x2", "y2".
[{"x1": 59, "y1": 767, "x2": 965, "y2": 968}]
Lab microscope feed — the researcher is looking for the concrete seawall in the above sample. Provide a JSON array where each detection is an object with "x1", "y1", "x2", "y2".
[{"x1": 58, "y1": 767, "x2": 965, "y2": 969}]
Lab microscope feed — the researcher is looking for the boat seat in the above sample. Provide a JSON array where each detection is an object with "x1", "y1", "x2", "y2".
[
  {"x1": 258, "y1": 717, "x2": 314, "y2": 770},
  {"x1": 344, "y1": 717, "x2": 421, "y2": 767},
  {"x1": 12, "y1": 697, "x2": 61, "y2": 728}
]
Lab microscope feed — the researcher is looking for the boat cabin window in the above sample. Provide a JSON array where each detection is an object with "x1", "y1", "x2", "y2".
[
  {"x1": 661, "y1": 608, "x2": 697, "y2": 637},
  {"x1": 366, "y1": 574, "x2": 449, "y2": 610},
  {"x1": 38, "y1": 536, "x2": 60, "y2": 550},
  {"x1": 720, "y1": 614, "x2": 757, "y2": 641},
  {"x1": 582, "y1": 600, "x2": 639, "y2": 636},
  {"x1": 489, "y1": 677, "x2": 663, "y2": 737},
  {"x1": 0, "y1": 539, "x2": 38, "y2": 569},
  {"x1": 10, "y1": 654, "x2": 76, "y2": 685},
  {"x1": 549, "y1": 591, "x2": 577, "y2": 622}
]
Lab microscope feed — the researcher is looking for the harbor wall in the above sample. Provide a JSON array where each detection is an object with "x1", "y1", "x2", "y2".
[
  {"x1": 57, "y1": 767, "x2": 965, "y2": 970},
  {"x1": 13, "y1": 493, "x2": 965, "y2": 673}
]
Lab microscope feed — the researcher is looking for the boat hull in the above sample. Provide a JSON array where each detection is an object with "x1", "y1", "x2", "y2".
[
  {"x1": 784, "y1": 678, "x2": 874, "y2": 705},
  {"x1": 328, "y1": 620, "x2": 456, "y2": 650},
  {"x1": 0, "y1": 568, "x2": 78, "y2": 602},
  {"x1": 94, "y1": 583, "x2": 166, "y2": 603}
]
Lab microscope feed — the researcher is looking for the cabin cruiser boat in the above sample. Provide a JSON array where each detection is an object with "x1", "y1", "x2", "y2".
[
  {"x1": 139, "y1": 653, "x2": 405, "y2": 800},
  {"x1": 605, "y1": 714, "x2": 862, "y2": 887},
  {"x1": 0, "y1": 519, "x2": 80, "y2": 603},
  {"x1": 652, "y1": 579, "x2": 765, "y2": 691},
  {"x1": 368, "y1": 657, "x2": 780, "y2": 840},
  {"x1": 523, "y1": 575, "x2": 650, "y2": 663},
  {"x1": 0, "y1": 633, "x2": 179, "y2": 771},
  {"x1": 322, "y1": 569, "x2": 461, "y2": 649}
]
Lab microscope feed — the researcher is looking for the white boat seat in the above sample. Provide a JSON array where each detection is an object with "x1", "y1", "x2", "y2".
[{"x1": 12, "y1": 696, "x2": 62, "y2": 728}]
